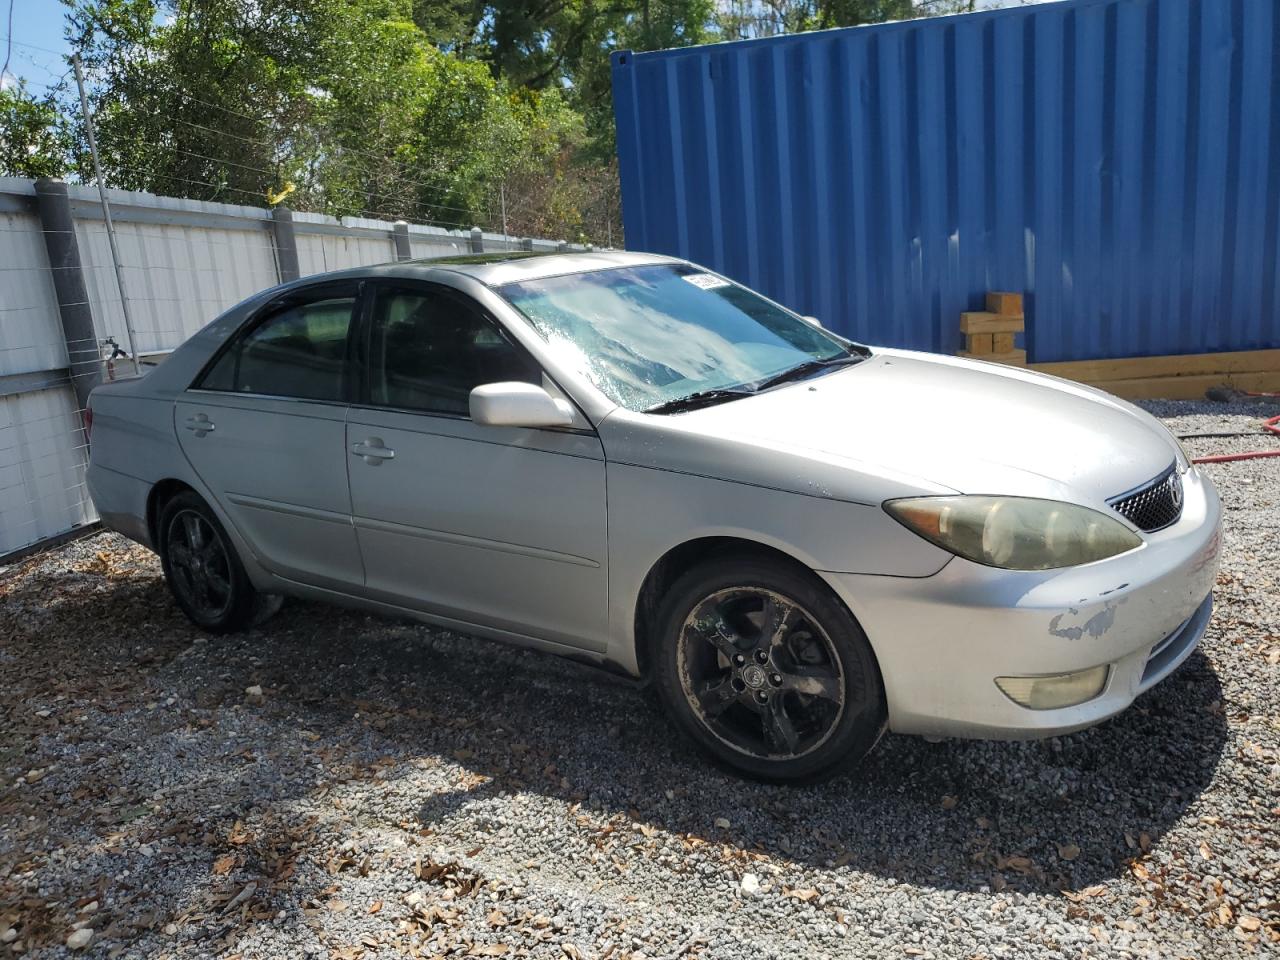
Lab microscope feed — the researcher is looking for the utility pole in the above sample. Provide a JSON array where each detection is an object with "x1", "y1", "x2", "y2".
[{"x1": 72, "y1": 53, "x2": 140, "y2": 375}]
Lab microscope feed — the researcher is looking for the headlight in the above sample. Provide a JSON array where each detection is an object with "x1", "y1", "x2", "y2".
[{"x1": 885, "y1": 496, "x2": 1142, "y2": 570}]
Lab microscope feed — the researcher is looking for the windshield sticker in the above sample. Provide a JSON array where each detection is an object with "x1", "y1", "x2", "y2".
[{"x1": 682, "y1": 273, "x2": 731, "y2": 290}]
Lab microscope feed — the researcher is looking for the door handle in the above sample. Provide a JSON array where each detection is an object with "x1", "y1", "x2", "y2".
[
  {"x1": 184, "y1": 413, "x2": 215, "y2": 437},
  {"x1": 351, "y1": 437, "x2": 395, "y2": 465}
]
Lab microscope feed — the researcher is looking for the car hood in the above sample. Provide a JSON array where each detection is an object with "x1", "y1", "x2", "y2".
[{"x1": 605, "y1": 349, "x2": 1181, "y2": 507}]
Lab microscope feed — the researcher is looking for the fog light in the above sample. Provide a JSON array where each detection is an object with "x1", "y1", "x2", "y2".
[{"x1": 994, "y1": 665, "x2": 1109, "y2": 710}]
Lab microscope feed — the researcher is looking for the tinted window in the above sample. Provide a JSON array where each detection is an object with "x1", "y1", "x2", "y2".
[
  {"x1": 201, "y1": 294, "x2": 354, "y2": 401},
  {"x1": 368, "y1": 287, "x2": 540, "y2": 416}
]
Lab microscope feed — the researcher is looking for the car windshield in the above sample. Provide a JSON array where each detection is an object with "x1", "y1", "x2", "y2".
[{"x1": 499, "y1": 263, "x2": 859, "y2": 412}]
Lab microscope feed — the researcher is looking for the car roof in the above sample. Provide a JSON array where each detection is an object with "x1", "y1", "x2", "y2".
[{"x1": 416, "y1": 250, "x2": 680, "y2": 286}]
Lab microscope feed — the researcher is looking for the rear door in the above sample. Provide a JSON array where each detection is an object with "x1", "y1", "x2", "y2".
[
  {"x1": 175, "y1": 281, "x2": 363, "y2": 590},
  {"x1": 344, "y1": 281, "x2": 609, "y2": 650}
]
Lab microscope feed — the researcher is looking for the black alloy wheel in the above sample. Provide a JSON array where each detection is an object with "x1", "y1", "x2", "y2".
[
  {"x1": 653, "y1": 557, "x2": 885, "y2": 782},
  {"x1": 159, "y1": 491, "x2": 257, "y2": 632}
]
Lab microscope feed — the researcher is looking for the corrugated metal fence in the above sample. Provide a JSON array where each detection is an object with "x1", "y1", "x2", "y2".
[
  {"x1": 611, "y1": 0, "x2": 1280, "y2": 362},
  {"x1": 0, "y1": 177, "x2": 584, "y2": 558}
]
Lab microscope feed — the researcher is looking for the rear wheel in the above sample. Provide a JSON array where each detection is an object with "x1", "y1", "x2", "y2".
[
  {"x1": 652, "y1": 557, "x2": 885, "y2": 783},
  {"x1": 159, "y1": 491, "x2": 257, "y2": 633}
]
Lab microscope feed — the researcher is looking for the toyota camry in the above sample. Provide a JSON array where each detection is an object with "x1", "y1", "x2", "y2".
[{"x1": 86, "y1": 252, "x2": 1221, "y2": 781}]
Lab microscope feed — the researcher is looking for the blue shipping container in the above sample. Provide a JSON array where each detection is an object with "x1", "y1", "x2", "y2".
[{"x1": 611, "y1": 0, "x2": 1280, "y2": 362}]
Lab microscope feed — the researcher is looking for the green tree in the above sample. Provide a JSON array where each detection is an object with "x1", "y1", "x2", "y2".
[
  {"x1": 63, "y1": 0, "x2": 594, "y2": 231},
  {"x1": 715, "y1": 0, "x2": 956, "y2": 42},
  {"x1": 0, "y1": 82, "x2": 73, "y2": 179}
]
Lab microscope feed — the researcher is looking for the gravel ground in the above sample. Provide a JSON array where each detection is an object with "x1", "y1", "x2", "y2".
[{"x1": 1, "y1": 399, "x2": 1277, "y2": 960}]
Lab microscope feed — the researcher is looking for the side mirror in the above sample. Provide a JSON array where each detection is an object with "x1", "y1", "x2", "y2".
[
  {"x1": 469, "y1": 382, "x2": 575, "y2": 428},
  {"x1": 801, "y1": 315, "x2": 823, "y2": 329}
]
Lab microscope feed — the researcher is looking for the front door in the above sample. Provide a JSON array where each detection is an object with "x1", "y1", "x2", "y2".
[
  {"x1": 345, "y1": 282, "x2": 609, "y2": 651},
  {"x1": 176, "y1": 282, "x2": 363, "y2": 590}
]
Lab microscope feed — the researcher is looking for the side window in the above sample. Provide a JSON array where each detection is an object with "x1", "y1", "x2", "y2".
[
  {"x1": 200, "y1": 293, "x2": 355, "y2": 402},
  {"x1": 369, "y1": 287, "x2": 541, "y2": 416}
]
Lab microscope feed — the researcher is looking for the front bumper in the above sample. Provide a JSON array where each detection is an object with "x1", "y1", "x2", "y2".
[{"x1": 821, "y1": 466, "x2": 1222, "y2": 739}]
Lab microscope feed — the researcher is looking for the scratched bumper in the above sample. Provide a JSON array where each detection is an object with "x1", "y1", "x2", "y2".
[{"x1": 820, "y1": 466, "x2": 1222, "y2": 739}]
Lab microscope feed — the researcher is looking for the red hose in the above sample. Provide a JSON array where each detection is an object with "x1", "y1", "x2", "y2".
[{"x1": 1191, "y1": 413, "x2": 1280, "y2": 464}]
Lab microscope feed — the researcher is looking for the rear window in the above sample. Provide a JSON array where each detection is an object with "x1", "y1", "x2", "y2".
[{"x1": 199, "y1": 295, "x2": 355, "y2": 402}]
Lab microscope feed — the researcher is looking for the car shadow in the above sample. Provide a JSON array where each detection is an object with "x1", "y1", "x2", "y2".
[
  {"x1": 239, "y1": 593, "x2": 1230, "y2": 896},
  {"x1": 3, "y1": 559, "x2": 1231, "y2": 909}
]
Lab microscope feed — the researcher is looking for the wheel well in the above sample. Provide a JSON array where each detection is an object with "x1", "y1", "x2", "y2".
[
  {"x1": 146, "y1": 479, "x2": 195, "y2": 549},
  {"x1": 632, "y1": 537, "x2": 821, "y2": 681}
]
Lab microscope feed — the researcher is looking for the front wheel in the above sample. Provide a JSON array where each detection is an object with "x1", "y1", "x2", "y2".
[
  {"x1": 159, "y1": 491, "x2": 258, "y2": 633},
  {"x1": 652, "y1": 558, "x2": 885, "y2": 783}
]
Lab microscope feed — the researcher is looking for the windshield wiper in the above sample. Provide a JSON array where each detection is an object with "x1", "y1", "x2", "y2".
[
  {"x1": 644, "y1": 387, "x2": 755, "y2": 415},
  {"x1": 753, "y1": 352, "x2": 864, "y2": 391}
]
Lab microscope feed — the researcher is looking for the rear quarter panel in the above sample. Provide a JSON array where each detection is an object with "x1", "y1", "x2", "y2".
[{"x1": 86, "y1": 384, "x2": 181, "y2": 547}]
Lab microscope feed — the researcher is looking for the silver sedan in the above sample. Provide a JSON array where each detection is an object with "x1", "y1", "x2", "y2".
[{"x1": 86, "y1": 252, "x2": 1222, "y2": 781}]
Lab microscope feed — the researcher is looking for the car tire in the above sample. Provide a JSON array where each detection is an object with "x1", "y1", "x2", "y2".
[
  {"x1": 158, "y1": 491, "x2": 258, "y2": 633},
  {"x1": 652, "y1": 556, "x2": 886, "y2": 783}
]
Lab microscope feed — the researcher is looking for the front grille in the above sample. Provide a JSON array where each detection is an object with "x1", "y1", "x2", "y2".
[{"x1": 1109, "y1": 465, "x2": 1183, "y2": 532}]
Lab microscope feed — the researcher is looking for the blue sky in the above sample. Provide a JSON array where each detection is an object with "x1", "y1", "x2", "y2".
[{"x1": 2, "y1": 0, "x2": 75, "y2": 93}]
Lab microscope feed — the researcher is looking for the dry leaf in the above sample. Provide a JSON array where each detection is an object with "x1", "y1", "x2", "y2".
[
  {"x1": 212, "y1": 854, "x2": 236, "y2": 876},
  {"x1": 941, "y1": 795, "x2": 957, "y2": 810},
  {"x1": 1062, "y1": 886, "x2": 1101, "y2": 903},
  {"x1": 714, "y1": 818, "x2": 731, "y2": 829},
  {"x1": 1057, "y1": 843, "x2": 1081, "y2": 862},
  {"x1": 1198, "y1": 841, "x2": 1212, "y2": 860},
  {"x1": 467, "y1": 945, "x2": 508, "y2": 957},
  {"x1": 784, "y1": 887, "x2": 819, "y2": 902},
  {"x1": 1219, "y1": 903, "x2": 1233, "y2": 925},
  {"x1": 975, "y1": 817, "x2": 992, "y2": 830},
  {"x1": 487, "y1": 909, "x2": 508, "y2": 928},
  {"x1": 367, "y1": 900, "x2": 382, "y2": 915}
]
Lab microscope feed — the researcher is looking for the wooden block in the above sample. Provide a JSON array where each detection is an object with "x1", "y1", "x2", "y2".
[
  {"x1": 959, "y1": 348, "x2": 1027, "y2": 367},
  {"x1": 992, "y1": 332, "x2": 1015, "y2": 353},
  {"x1": 965, "y1": 332, "x2": 993, "y2": 354},
  {"x1": 986, "y1": 291, "x2": 1023, "y2": 315},
  {"x1": 960, "y1": 311, "x2": 1024, "y2": 334}
]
